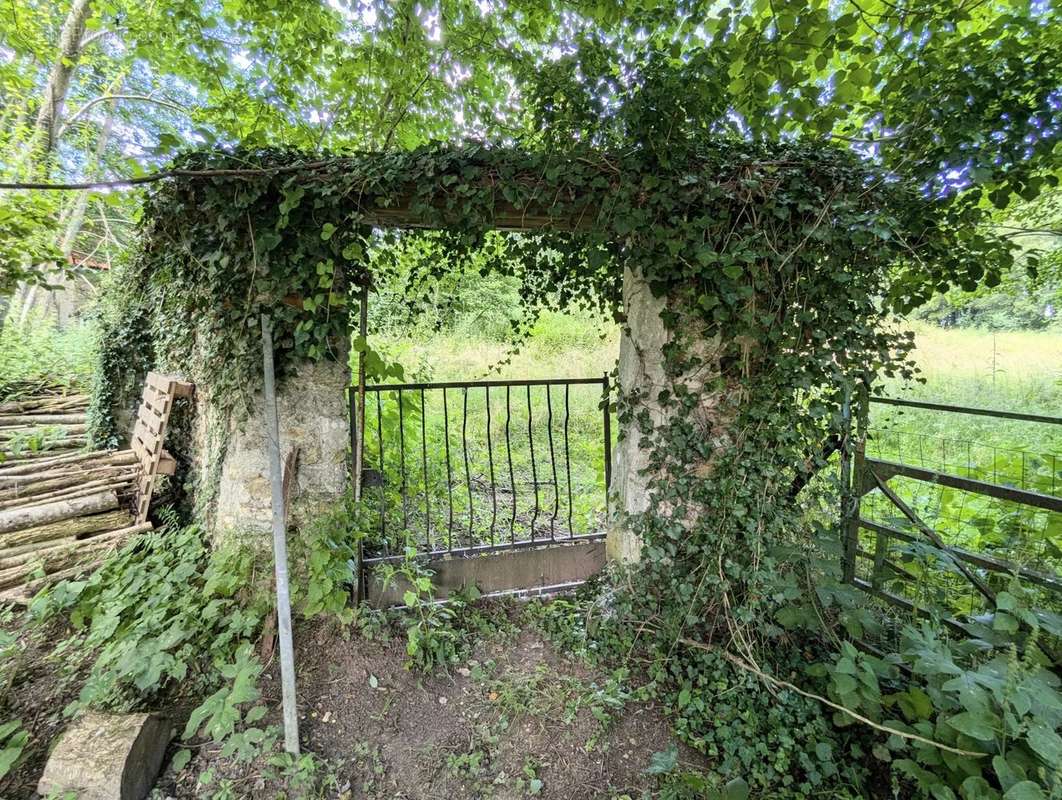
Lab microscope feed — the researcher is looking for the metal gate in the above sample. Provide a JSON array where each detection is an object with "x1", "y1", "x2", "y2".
[
  {"x1": 840, "y1": 396, "x2": 1062, "y2": 637},
  {"x1": 352, "y1": 376, "x2": 612, "y2": 604}
]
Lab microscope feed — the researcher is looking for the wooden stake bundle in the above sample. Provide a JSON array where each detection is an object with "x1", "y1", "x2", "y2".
[
  {"x1": 0, "y1": 414, "x2": 87, "y2": 426},
  {"x1": 0, "y1": 478, "x2": 134, "y2": 512},
  {"x1": 0, "y1": 376, "x2": 189, "y2": 599},
  {"x1": 0, "y1": 510, "x2": 134, "y2": 553},
  {"x1": 0, "y1": 465, "x2": 138, "y2": 498},
  {"x1": 0, "y1": 489, "x2": 119, "y2": 535},
  {"x1": 0, "y1": 522, "x2": 152, "y2": 589},
  {"x1": 0, "y1": 449, "x2": 135, "y2": 476},
  {"x1": 0, "y1": 395, "x2": 87, "y2": 414}
]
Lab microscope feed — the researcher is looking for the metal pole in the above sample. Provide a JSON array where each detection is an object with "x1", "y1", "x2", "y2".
[
  {"x1": 352, "y1": 285, "x2": 369, "y2": 604},
  {"x1": 260, "y1": 314, "x2": 299, "y2": 755}
]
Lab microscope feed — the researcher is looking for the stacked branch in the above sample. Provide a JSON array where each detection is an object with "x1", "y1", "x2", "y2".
[
  {"x1": 0, "y1": 385, "x2": 152, "y2": 603},
  {"x1": 0, "y1": 390, "x2": 91, "y2": 461}
]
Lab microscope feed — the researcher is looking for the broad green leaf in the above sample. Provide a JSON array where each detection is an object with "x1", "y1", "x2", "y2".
[{"x1": 946, "y1": 711, "x2": 997, "y2": 741}]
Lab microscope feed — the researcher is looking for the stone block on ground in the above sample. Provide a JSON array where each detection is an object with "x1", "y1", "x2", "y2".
[{"x1": 37, "y1": 712, "x2": 172, "y2": 800}]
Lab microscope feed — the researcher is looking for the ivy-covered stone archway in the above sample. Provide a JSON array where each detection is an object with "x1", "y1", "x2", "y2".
[{"x1": 90, "y1": 138, "x2": 1008, "y2": 619}]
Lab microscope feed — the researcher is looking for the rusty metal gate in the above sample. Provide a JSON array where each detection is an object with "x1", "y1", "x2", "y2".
[{"x1": 352, "y1": 376, "x2": 612, "y2": 605}]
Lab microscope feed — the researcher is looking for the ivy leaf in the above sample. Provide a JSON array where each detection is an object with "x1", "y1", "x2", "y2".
[{"x1": 723, "y1": 778, "x2": 750, "y2": 800}]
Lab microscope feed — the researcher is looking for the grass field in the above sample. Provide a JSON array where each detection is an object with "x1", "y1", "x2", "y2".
[
  {"x1": 371, "y1": 314, "x2": 1061, "y2": 579},
  {"x1": 2, "y1": 309, "x2": 1058, "y2": 594},
  {"x1": 365, "y1": 312, "x2": 618, "y2": 556}
]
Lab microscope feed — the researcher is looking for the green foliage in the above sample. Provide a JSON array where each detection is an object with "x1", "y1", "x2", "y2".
[
  {"x1": 665, "y1": 647, "x2": 867, "y2": 797},
  {"x1": 85, "y1": 265, "x2": 157, "y2": 447},
  {"x1": 375, "y1": 553, "x2": 512, "y2": 671},
  {"x1": 0, "y1": 719, "x2": 27, "y2": 780},
  {"x1": 0, "y1": 312, "x2": 95, "y2": 399},
  {"x1": 289, "y1": 498, "x2": 361, "y2": 621},
  {"x1": 814, "y1": 607, "x2": 1062, "y2": 799},
  {"x1": 777, "y1": 518, "x2": 1062, "y2": 798},
  {"x1": 59, "y1": 8, "x2": 1059, "y2": 800},
  {"x1": 92, "y1": 134, "x2": 1003, "y2": 435},
  {"x1": 181, "y1": 643, "x2": 274, "y2": 762},
  {"x1": 0, "y1": 194, "x2": 61, "y2": 297},
  {"x1": 31, "y1": 519, "x2": 265, "y2": 713}
]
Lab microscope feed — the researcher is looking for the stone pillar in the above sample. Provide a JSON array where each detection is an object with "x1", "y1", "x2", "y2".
[
  {"x1": 211, "y1": 358, "x2": 350, "y2": 535},
  {"x1": 607, "y1": 267, "x2": 728, "y2": 564},
  {"x1": 607, "y1": 267, "x2": 667, "y2": 564}
]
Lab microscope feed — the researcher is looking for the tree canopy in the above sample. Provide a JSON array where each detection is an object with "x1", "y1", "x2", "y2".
[{"x1": 0, "y1": 0, "x2": 1059, "y2": 311}]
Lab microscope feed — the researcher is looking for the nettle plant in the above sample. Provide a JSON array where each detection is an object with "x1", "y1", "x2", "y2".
[{"x1": 91, "y1": 135, "x2": 1021, "y2": 794}]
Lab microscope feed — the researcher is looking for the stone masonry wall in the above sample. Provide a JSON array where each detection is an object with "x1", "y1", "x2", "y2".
[
  {"x1": 608, "y1": 267, "x2": 666, "y2": 563},
  {"x1": 211, "y1": 359, "x2": 350, "y2": 535}
]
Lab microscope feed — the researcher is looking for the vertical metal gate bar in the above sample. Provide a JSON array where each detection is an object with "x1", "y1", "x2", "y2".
[
  {"x1": 546, "y1": 384, "x2": 558, "y2": 541},
  {"x1": 353, "y1": 285, "x2": 369, "y2": 503},
  {"x1": 420, "y1": 388, "x2": 430, "y2": 549},
  {"x1": 398, "y1": 389, "x2": 408, "y2": 529},
  {"x1": 506, "y1": 385, "x2": 516, "y2": 544},
  {"x1": 462, "y1": 387, "x2": 474, "y2": 547},
  {"x1": 376, "y1": 392, "x2": 385, "y2": 540},
  {"x1": 842, "y1": 438, "x2": 865, "y2": 583},
  {"x1": 527, "y1": 385, "x2": 539, "y2": 540},
  {"x1": 443, "y1": 387, "x2": 454, "y2": 552},
  {"x1": 486, "y1": 386, "x2": 497, "y2": 546},
  {"x1": 564, "y1": 383, "x2": 573, "y2": 536},
  {"x1": 839, "y1": 381, "x2": 853, "y2": 578}
]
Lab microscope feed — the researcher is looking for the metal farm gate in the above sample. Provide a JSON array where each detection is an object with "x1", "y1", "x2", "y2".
[
  {"x1": 352, "y1": 376, "x2": 612, "y2": 605},
  {"x1": 840, "y1": 396, "x2": 1062, "y2": 638}
]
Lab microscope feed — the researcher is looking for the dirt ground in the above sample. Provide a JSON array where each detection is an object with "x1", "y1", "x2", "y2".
[
  {"x1": 159, "y1": 612, "x2": 701, "y2": 800},
  {"x1": 0, "y1": 616, "x2": 88, "y2": 800},
  {"x1": 1, "y1": 599, "x2": 700, "y2": 800}
]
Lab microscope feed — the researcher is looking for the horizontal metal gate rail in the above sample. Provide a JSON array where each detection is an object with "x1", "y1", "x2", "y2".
[
  {"x1": 841, "y1": 396, "x2": 1062, "y2": 629},
  {"x1": 352, "y1": 376, "x2": 612, "y2": 568}
]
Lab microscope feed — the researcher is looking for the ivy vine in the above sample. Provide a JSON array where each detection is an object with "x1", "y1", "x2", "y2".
[{"x1": 85, "y1": 130, "x2": 1031, "y2": 795}]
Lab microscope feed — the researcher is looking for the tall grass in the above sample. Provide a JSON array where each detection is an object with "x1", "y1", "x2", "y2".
[
  {"x1": 859, "y1": 323, "x2": 1062, "y2": 621},
  {"x1": 870, "y1": 322, "x2": 1062, "y2": 481},
  {"x1": 376, "y1": 310, "x2": 619, "y2": 382},
  {"x1": 373, "y1": 312, "x2": 1061, "y2": 602},
  {"x1": 0, "y1": 310, "x2": 96, "y2": 397},
  {"x1": 365, "y1": 311, "x2": 617, "y2": 555}
]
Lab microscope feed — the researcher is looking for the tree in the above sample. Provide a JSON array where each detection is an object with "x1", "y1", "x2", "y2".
[{"x1": 1, "y1": 0, "x2": 1059, "y2": 312}]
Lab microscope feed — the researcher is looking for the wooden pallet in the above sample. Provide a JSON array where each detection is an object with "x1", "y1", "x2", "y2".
[{"x1": 130, "y1": 372, "x2": 194, "y2": 523}]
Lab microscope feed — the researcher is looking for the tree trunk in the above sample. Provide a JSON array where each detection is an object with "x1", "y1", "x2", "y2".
[{"x1": 30, "y1": 0, "x2": 94, "y2": 164}]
